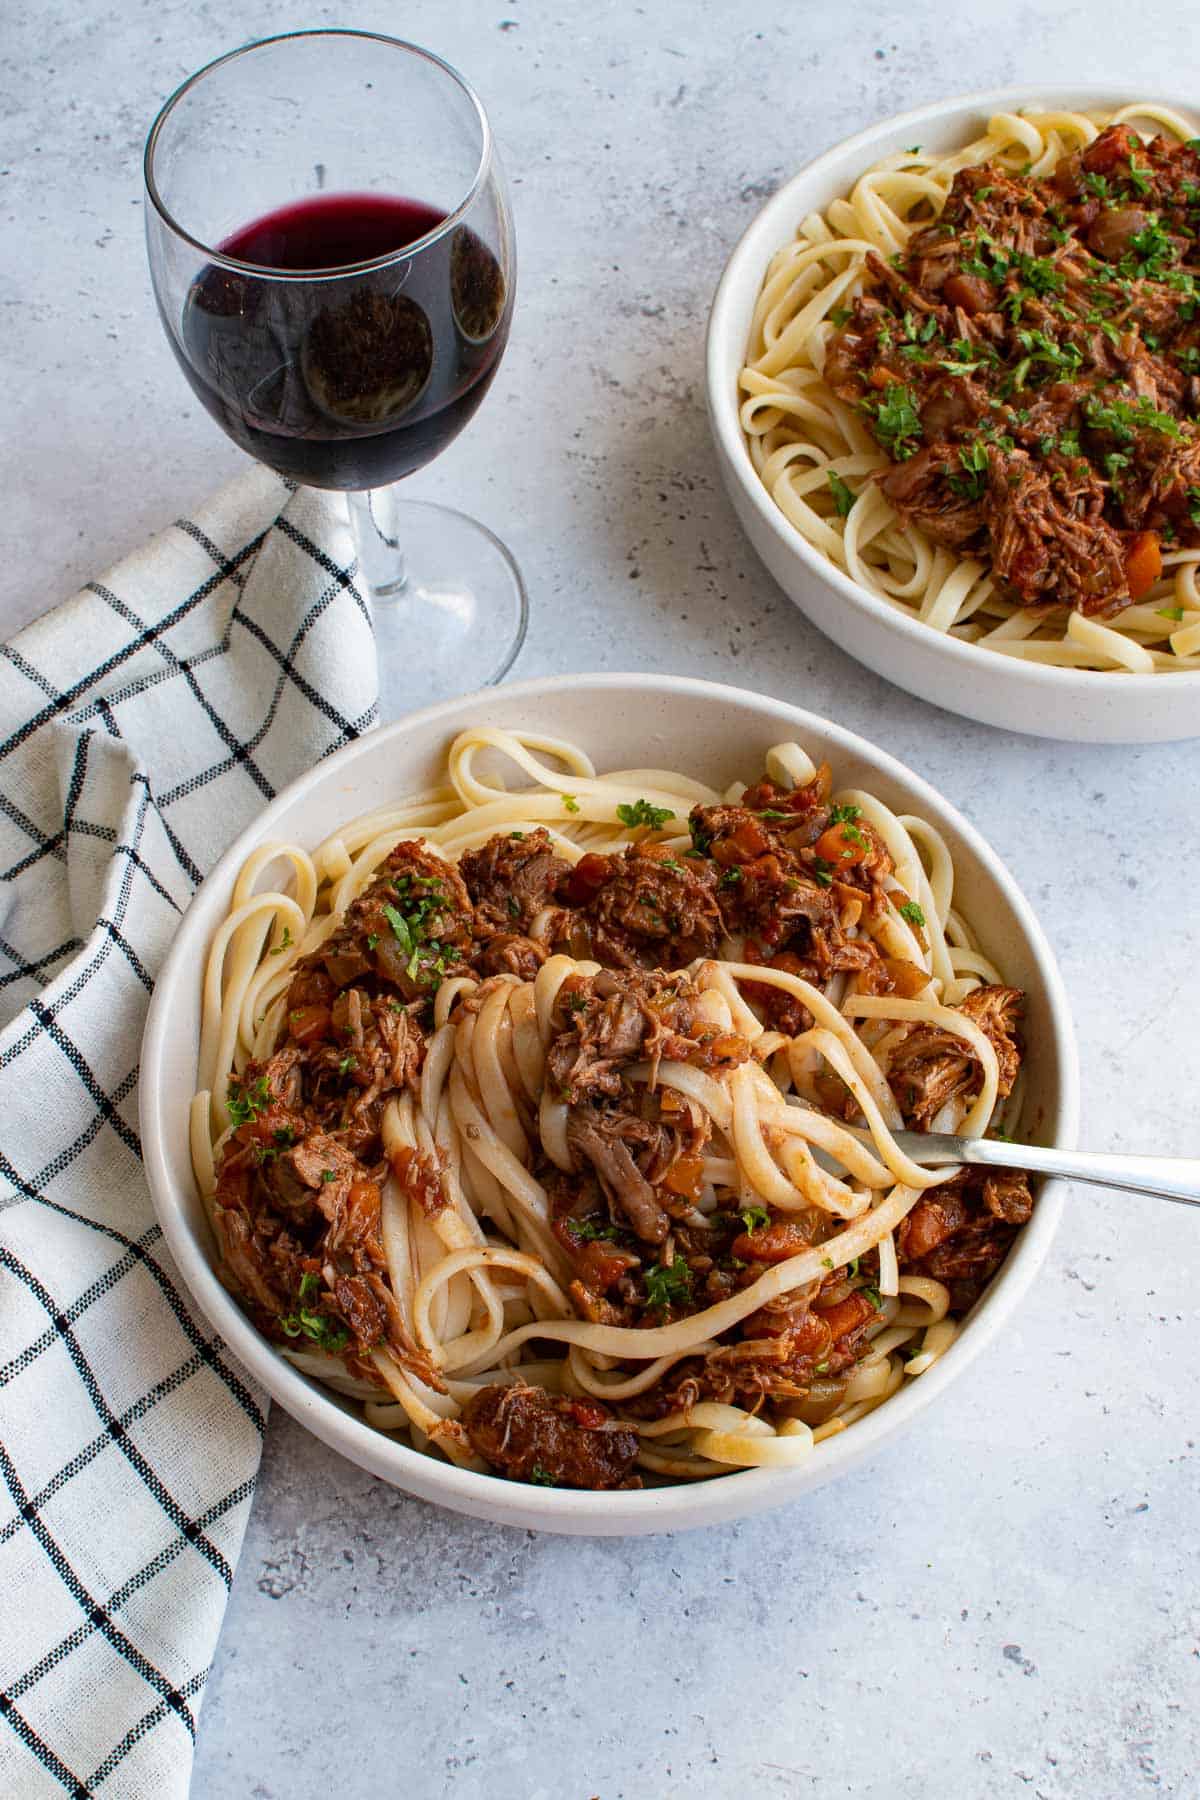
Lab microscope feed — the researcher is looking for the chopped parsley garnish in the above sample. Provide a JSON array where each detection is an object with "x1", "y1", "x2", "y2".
[
  {"x1": 827, "y1": 469, "x2": 856, "y2": 516},
  {"x1": 1103, "y1": 450, "x2": 1131, "y2": 491},
  {"x1": 560, "y1": 794, "x2": 581, "y2": 814},
  {"x1": 812, "y1": 857, "x2": 833, "y2": 887},
  {"x1": 321, "y1": 1169, "x2": 338, "y2": 1184},
  {"x1": 1009, "y1": 328, "x2": 1083, "y2": 389},
  {"x1": 279, "y1": 1272, "x2": 349, "y2": 1353},
  {"x1": 269, "y1": 927, "x2": 293, "y2": 955},
  {"x1": 898, "y1": 900, "x2": 926, "y2": 928},
  {"x1": 829, "y1": 802, "x2": 862, "y2": 826},
  {"x1": 1187, "y1": 485, "x2": 1200, "y2": 526},
  {"x1": 688, "y1": 817, "x2": 712, "y2": 855},
  {"x1": 739, "y1": 1204, "x2": 770, "y2": 1233},
  {"x1": 383, "y1": 903, "x2": 415, "y2": 955},
  {"x1": 948, "y1": 439, "x2": 989, "y2": 501},
  {"x1": 506, "y1": 895, "x2": 521, "y2": 918},
  {"x1": 720, "y1": 865, "x2": 743, "y2": 886},
  {"x1": 643, "y1": 1256, "x2": 694, "y2": 1312},
  {"x1": 226, "y1": 1074, "x2": 269, "y2": 1128},
  {"x1": 616, "y1": 798, "x2": 676, "y2": 830},
  {"x1": 1124, "y1": 213, "x2": 1174, "y2": 280},
  {"x1": 529, "y1": 1464, "x2": 557, "y2": 1486},
  {"x1": 1127, "y1": 154, "x2": 1151, "y2": 196},
  {"x1": 337, "y1": 1054, "x2": 357, "y2": 1075},
  {"x1": 1085, "y1": 393, "x2": 1182, "y2": 442},
  {"x1": 1013, "y1": 252, "x2": 1065, "y2": 297},
  {"x1": 574, "y1": 1218, "x2": 620, "y2": 1240},
  {"x1": 861, "y1": 1284, "x2": 883, "y2": 1309},
  {"x1": 829, "y1": 305, "x2": 851, "y2": 327},
  {"x1": 864, "y1": 383, "x2": 923, "y2": 460}
]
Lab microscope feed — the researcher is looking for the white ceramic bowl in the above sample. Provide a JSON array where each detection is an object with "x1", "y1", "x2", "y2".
[
  {"x1": 706, "y1": 85, "x2": 1200, "y2": 743},
  {"x1": 140, "y1": 674, "x2": 1079, "y2": 1534}
]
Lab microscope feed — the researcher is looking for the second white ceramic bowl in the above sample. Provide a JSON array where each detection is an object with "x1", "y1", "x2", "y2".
[
  {"x1": 706, "y1": 85, "x2": 1200, "y2": 742},
  {"x1": 140, "y1": 674, "x2": 1079, "y2": 1534}
]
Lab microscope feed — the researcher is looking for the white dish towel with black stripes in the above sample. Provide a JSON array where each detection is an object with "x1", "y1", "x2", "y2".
[{"x1": 0, "y1": 467, "x2": 378, "y2": 1799}]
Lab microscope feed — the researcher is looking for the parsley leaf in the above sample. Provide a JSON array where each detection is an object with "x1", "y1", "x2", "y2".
[
  {"x1": 561, "y1": 794, "x2": 581, "y2": 814},
  {"x1": 899, "y1": 899, "x2": 926, "y2": 928},
  {"x1": 865, "y1": 383, "x2": 923, "y2": 460},
  {"x1": 643, "y1": 1257, "x2": 693, "y2": 1312},
  {"x1": 1086, "y1": 392, "x2": 1182, "y2": 443},
  {"x1": 269, "y1": 927, "x2": 293, "y2": 955},
  {"x1": 279, "y1": 1272, "x2": 349, "y2": 1352},
  {"x1": 827, "y1": 470, "x2": 856, "y2": 516},
  {"x1": 829, "y1": 802, "x2": 862, "y2": 826},
  {"x1": 383, "y1": 904, "x2": 414, "y2": 956},
  {"x1": 226, "y1": 1074, "x2": 269, "y2": 1128},
  {"x1": 948, "y1": 439, "x2": 990, "y2": 502},
  {"x1": 616, "y1": 798, "x2": 676, "y2": 830},
  {"x1": 739, "y1": 1204, "x2": 770, "y2": 1233},
  {"x1": 529, "y1": 1464, "x2": 557, "y2": 1486}
]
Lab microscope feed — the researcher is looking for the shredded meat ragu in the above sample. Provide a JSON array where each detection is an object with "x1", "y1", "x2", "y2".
[
  {"x1": 209, "y1": 777, "x2": 1037, "y2": 1487},
  {"x1": 826, "y1": 126, "x2": 1200, "y2": 613}
]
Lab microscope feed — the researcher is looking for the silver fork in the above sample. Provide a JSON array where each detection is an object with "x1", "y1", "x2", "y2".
[{"x1": 871, "y1": 1128, "x2": 1200, "y2": 1208}]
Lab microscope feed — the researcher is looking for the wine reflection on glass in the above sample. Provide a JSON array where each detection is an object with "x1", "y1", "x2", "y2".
[{"x1": 144, "y1": 30, "x2": 525, "y2": 714}]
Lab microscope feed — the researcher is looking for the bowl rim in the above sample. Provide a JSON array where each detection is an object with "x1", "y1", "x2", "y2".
[
  {"x1": 705, "y1": 81, "x2": 1200, "y2": 699},
  {"x1": 139, "y1": 671, "x2": 1081, "y2": 1531}
]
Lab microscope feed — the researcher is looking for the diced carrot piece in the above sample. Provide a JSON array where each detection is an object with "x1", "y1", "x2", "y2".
[
  {"x1": 813, "y1": 1292, "x2": 877, "y2": 1340},
  {"x1": 662, "y1": 1152, "x2": 704, "y2": 1198},
  {"x1": 732, "y1": 1220, "x2": 808, "y2": 1263},
  {"x1": 814, "y1": 823, "x2": 869, "y2": 868},
  {"x1": 1124, "y1": 530, "x2": 1162, "y2": 601},
  {"x1": 288, "y1": 1003, "x2": 332, "y2": 1045}
]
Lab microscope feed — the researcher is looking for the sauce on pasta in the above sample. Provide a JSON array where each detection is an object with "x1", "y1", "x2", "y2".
[
  {"x1": 741, "y1": 103, "x2": 1200, "y2": 672},
  {"x1": 192, "y1": 728, "x2": 1033, "y2": 1488}
]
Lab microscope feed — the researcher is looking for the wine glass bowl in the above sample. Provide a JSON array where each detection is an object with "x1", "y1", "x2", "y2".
[{"x1": 144, "y1": 30, "x2": 525, "y2": 708}]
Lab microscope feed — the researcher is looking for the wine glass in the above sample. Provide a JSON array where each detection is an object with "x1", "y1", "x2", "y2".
[{"x1": 144, "y1": 29, "x2": 525, "y2": 714}]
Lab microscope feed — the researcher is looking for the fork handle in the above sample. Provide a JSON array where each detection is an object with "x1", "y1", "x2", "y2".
[{"x1": 955, "y1": 1134, "x2": 1200, "y2": 1208}]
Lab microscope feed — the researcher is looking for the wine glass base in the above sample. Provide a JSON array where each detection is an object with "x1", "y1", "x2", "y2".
[{"x1": 363, "y1": 499, "x2": 529, "y2": 722}]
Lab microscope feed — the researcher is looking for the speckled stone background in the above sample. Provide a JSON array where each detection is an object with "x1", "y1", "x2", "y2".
[{"x1": 4, "y1": 3, "x2": 1198, "y2": 1795}]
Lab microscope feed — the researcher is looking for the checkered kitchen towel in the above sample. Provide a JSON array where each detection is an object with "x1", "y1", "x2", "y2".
[{"x1": 0, "y1": 467, "x2": 378, "y2": 1797}]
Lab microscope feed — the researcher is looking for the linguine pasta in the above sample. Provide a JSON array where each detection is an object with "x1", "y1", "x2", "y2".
[{"x1": 192, "y1": 727, "x2": 1032, "y2": 1488}]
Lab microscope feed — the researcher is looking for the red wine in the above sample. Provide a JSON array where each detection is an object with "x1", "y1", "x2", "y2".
[{"x1": 172, "y1": 192, "x2": 511, "y2": 489}]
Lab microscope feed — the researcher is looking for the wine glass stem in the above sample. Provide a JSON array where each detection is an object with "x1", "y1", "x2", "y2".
[{"x1": 348, "y1": 488, "x2": 410, "y2": 601}]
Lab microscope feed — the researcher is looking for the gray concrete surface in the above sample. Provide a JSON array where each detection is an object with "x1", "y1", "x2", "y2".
[{"x1": 4, "y1": 2, "x2": 1197, "y2": 1795}]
